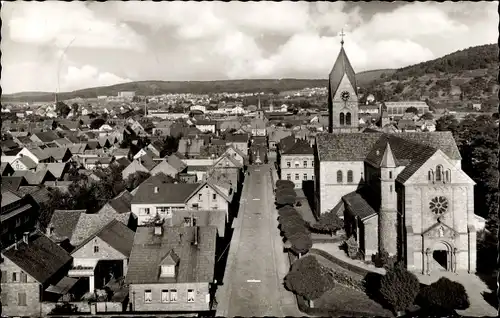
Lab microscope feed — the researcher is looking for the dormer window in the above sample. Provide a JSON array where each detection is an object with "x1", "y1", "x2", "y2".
[{"x1": 160, "y1": 265, "x2": 175, "y2": 278}]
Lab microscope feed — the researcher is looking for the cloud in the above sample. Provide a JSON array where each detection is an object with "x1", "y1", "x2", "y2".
[
  {"x1": 7, "y1": 2, "x2": 146, "y2": 51},
  {"x1": 1, "y1": 2, "x2": 496, "y2": 93}
]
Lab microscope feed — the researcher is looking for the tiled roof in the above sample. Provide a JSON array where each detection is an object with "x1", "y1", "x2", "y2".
[
  {"x1": 43, "y1": 147, "x2": 71, "y2": 161},
  {"x1": 17, "y1": 156, "x2": 37, "y2": 169},
  {"x1": 36, "y1": 163, "x2": 68, "y2": 179},
  {"x1": 1, "y1": 190, "x2": 22, "y2": 208},
  {"x1": 342, "y1": 187, "x2": 379, "y2": 220},
  {"x1": 12, "y1": 169, "x2": 55, "y2": 185},
  {"x1": 115, "y1": 157, "x2": 131, "y2": 168},
  {"x1": 125, "y1": 226, "x2": 216, "y2": 284},
  {"x1": 166, "y1": 154, "x2": 187, "y2": 172},
  {"x1": 49, "y1": 210, "x2": 85, "y2": 241},
  {"x1": 73, "y1": 219, "x2": 135, "y2": 257},
  {"x1": 282, "y1": 139, "x2": 313, "y2": 155},
  {"x1": 32, "y1": 131, "x2": 59, "y2": 143},
  {"x1": 225, "y1": 134, "x2": 249, "y2": 143},
  {"x1": 136, "y1": 155, "x2": 157, "y2": 171},
  {"x1": 108, "y1": 190, "x2": 133, "y2": 214},
  {"x1": 317, "y1": 133, "x2": 382, "y2": 161},
  {"x1": 329, "y1": 46, "x2": 357, "y2": 96},
  {"x1": 131, "y1": 177, "x2": 199, "y2": 204},
  {"x1": 15, "y1": 186, "x2": 51, "y2": 204},
  {"x1": 1, "y1": 176, "x2": 27, "y2": 192},
  {"x1": 71, "y1": 213, "x2": 116, "y2": 247},
  {"x1": 396, "y1": 148, "x2": 437, "y2": 184},
  {"x1": 3, "y1": 233, "x2": 72, "y2": 284}
]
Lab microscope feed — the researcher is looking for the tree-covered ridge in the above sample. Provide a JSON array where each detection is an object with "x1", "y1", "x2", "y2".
[{"x1": 391, "y1": 44, "x2": 498, "y2": 80}]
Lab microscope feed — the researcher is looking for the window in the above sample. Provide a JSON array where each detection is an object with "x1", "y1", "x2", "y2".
[
  {"x1": 161, "y1": 265, "x2": 175, "y2": 277},
  {"x1": 161, "y1": 290, "x2": 169, "y2": 303},
  {"x1": 170, "y1": 289, "x2": 178, "y2": 302},
  {"x1": 1, "y1": 293, "x2": 7, "y2": 306},
  {"x1": 346, "y1": 113, "x2": 352, "y2": 126},
  {"x1": 303, "y1": 161, "x2": 307, "y2": 168},
  {"x1": 144, "y1": 290, "x2": 152, "y2": 303},
  {"x1": 286, "y1": 174, "x2": 291, "y2": 181},
  {"x1": 428, "y1": 170, "x2": 434, "y2": 181},
  {"x1": 1, "y1": 271, "x2": 6, "y2": 283},
  {"x1": 286, "y1": 162, "x2": 291, "y2": 168},
  {"x1": 140, "y1": 208, "x2": 150, "y2": 215},
  {"x1": 20, "y1": 272, "x2": 27, "y2": 283},
  {"x1": 15, "y1": 218, "x2": 21, "y2": 227},
  {"x1": 337, "y1": 170, "x2": 343, "y2": 183},
  {"x1": 389, "y1": 171, "x2": 393, "y2": 179},
  {"x1": 340, "y1": 113, "x2": 345, "y2": 126},
  {"x1": 198, "y1": 193, "x2": 203, "y2": 201},
  {"x1": 295, "y1": 174, "x2": 299, "y2": 180},
  {"x1": 303, "y1": 173, "x2": 307, "y2": 180},
  {"x1": 445, "y1": 170, "x2": 451, "y2": 183},
  {"x1": 311, "y1": 161, "x2": 314, "y2": 167},
  {"x1": 436, "y1": 165, "x2": 443, "y2": 182},
  {"x1": 184, "y1": 217, "x2": 193, "y2": 227},
  {"x1": 94, "y1": 246, "x2": 99, "y2": 253},
  {"x1": 187, "y1": 289, "x2": 195, "y2": 302},
  {"x1": 390, "y1": 185, "x2": 393, "y2": 192},
  {"x1": 12, "y1": 272, "x2": 18, "y2": 282},
  {"x1": 18, "y1": 292, "x2": 27, "y2": 306},
  {"x1": 212, "y1": 193, "x2": 217, "y2": 201},
  {"x1": 295, "y1": 162, "x2": 299, "y2": 168},
  {"x1": 347, "y1": 170, "x2": 353, "y2": 183}
]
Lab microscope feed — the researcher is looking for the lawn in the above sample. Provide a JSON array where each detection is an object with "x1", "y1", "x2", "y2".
[{"x1": 314, "y1": 284, "x2": 393, "y2": 317}]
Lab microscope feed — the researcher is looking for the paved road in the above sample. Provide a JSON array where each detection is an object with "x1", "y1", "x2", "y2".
[{"x1": 216, "y1": 164, "x2": 304, "y2": 317}]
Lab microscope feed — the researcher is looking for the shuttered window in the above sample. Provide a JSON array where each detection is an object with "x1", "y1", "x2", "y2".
[{"x1": 18, "y1": 292, "x2": 27, "y2": 306}]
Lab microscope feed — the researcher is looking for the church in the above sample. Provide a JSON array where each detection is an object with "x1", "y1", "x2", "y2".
[{"x1": 314, "y1": 38, "x2": 485, "y2": 274}]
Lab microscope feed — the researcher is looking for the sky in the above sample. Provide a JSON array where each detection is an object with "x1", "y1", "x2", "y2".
[{"x1": 1, "y1": 1, "x2": 497, "y2": 94}]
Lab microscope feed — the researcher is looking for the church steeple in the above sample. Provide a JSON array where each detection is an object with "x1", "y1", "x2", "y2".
[{"x1": 327, "y1": 34, "x2": 359, "y2": 133}]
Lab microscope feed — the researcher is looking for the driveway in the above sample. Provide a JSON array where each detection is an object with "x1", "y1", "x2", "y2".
[{"x1": 216, "y1": 164, "x2": 304, "y2": 317}]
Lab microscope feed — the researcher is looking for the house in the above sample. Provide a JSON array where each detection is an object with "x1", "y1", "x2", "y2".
[
  {"x1": 268, "y1": 129, "x2": 293, "y2": 151},
  {"x1": 97, "y1": 190, "x2": 137, "y2": 230},
  {"x1": 208, "y1": 153, "x2": 243, "y2": 187},
  {"x1": 35, "y1": 163, "x2": 69, "y2": 181},
  {"x1": 150, "y1": 160, "x2": 181, "y2": 178},
  {"x1": 1, "y1": 191, "x2": 39, "y2": 248},
  {"x1": 225, "y1": 133, "x2": 249, "y2": 155},
  {"x1": 0, "y1": 233, "x2": 73, "y2": 317},
  {"x1": 68, "y1": 220, "x2": 135, "y2": 293},
  {"x1": 12, "y1": 169, "x2": 57, "y2": 185},
  {"x1": 133, "y1": 148, "x2": 158, "y2": 160},
  {"x1": 30, "y1": 131, "x2": 59, "y2": 144},
  {"x1": 178, "y1": 137, "x2": 204, "y2": 158},
  {"x1": 131, "y1": 175, "x2": 233, "y2": 225},
  {"x1": 122, "y1": 156, "x2": 157, "y2": 180},
  {"x1": 195, "y1": 120, "x2": 217, "y2": 133},
  {"x1": 10, "y1": 156, "x2": 38, "y2": 171},
  {"x1": 125, "y1": 225, "x2": 217, "y2": 312},
  {"x1": 279, "y1": 139, "x2": 314, "y2": 188}
]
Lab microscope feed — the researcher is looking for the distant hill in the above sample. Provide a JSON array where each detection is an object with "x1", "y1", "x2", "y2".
[
  {"x1": 2, "y1": 69, "x2": 393, "y2": 103},
  {"x1": 359, "y1": 44, "x2": 498, "y2": 112}
]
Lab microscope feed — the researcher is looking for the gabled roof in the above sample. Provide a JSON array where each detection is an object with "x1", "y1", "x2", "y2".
[
  {"x1": 36, "y1": 163, "x2": 68, "y2": 179},
  {"x1": 1, "y1": 190, "x2": 22, "y2": 208},
  {"x1": 32, "y1": 131, "x2": 59, "y2": 143},
  {"x1": 125, "y1": 226, "x2": 216, "y2": 284},
  {"x1": 166, "y1": 154, "x2": 187, "y2": 172},
  {"x1": 15, "y1": 186, "x2": 51, "y2": 204},
  {"x1": 14, "y1": 156, "x2": 37, "y2": 169},
  {"x1": 342, "y1": 187, "x2": 379, "y2": 220},
  {"x1": 12, "y1": 169, "x2": 55, "y2": 185},
  {"x1": 1, "y1": 176, "x2": 27, "y2": 192},
  {"x1": 48, "y1": 210, "x2": 85, "y2": 241},
  {"x1": 107, "y1": 190, "x2": 133, "y2": 214},
  {"x1": 329, "y1": 46, "x2": 357, "y2": 96},
  {"x1": 160, "y1": 249, "x2": 180, "y2": 266},
  {"x1": 131, "y1": 176, "x2": 199, "y2": 205},
  {"x1": 225, "y1": 133, "x2": 249, "y2": 143},
  {"x1": 72, "y1": 219, "x2": 135, "y2": 257},
  {"x1": 3, "y1": 233, "x2": 72, "y2": 284}
]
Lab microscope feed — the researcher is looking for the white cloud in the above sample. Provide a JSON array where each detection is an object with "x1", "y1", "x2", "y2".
[
  {"x1": 7, "y1": 2, "x2": 146, "y2": 51},
  {"x1": 62, "y1": 65, "x2": 132, "y2": 92}
]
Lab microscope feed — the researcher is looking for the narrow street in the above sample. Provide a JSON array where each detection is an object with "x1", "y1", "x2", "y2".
[{"x1": 216, "y1": 164, "x2": 303, "y2": 317}]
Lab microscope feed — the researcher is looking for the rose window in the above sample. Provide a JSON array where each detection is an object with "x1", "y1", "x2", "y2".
[{"x1": 429, "y1": 196, "x2": 449, "y2": 215}]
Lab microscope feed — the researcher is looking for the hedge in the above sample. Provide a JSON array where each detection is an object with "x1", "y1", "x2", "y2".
[
  {"x1": 380, "y1": 262, "x2": 420, "y2": 312},
  {"x1": 284, "y1": 255, "x2": 334, "y2": 300},
  {"x1": 276, "y1": 179, "x2": 295, "y2": 189}
]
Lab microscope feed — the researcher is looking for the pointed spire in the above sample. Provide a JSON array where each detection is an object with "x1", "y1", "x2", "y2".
[
  {"x1": 257, "y1": 96, "x2": 261, "y2": 110},
  {"x1": 380, "y1": 142, "x2": 396, "y2": 168}
]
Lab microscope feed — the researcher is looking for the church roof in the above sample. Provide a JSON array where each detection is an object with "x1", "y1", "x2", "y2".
[
  {"x1": 342, "y1": 187, "x2": 379, "y2": 220},
  {"x1": 329, "y1": 46, "x2": 357, "y2": 96},
  {"x1": 317, "y1": 131, "x2": 461, "y2": 163}
]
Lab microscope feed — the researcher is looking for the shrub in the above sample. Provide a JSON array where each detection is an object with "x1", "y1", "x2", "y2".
[
  {"x1": 289, "y1": 232, "x2": 313, "y2": 255},
  {"x1": 276, "y1": 180, "x2": 295, "y2": 190},
  {"x1": 284, "y1": 255, "x2": 334, "y2": 300},
  {"x1": 343, "y1": 236, "x2": 359, "y2": 259},
  {"x1": 276, "y1": 188, "x2": 296, "y2": 198},
  {"x1": 276, "y1": 194, "x2": 296, "y2": 207},
  {"x1": 330, "y1": 270, "x2": 365, "y2": 292},
  {"x1": 419, "y1": 277, "x2": 470, "y2": 312},
  {"x1": 277, "y1": 206, "x2": 299, "y2": 218},
  {"x1": 372, "y1": 250, "x2": 397, "y2": 269},
  {"x1": 309, "y1": 211, "x2": 343, "y2": 235},
  {"x1": 379, "y1": 262, "x2": 420, "y2": 313}
]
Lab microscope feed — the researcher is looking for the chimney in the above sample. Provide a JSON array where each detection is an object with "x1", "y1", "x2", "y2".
[{"x1": 23, "y1": 232, "x2": 29, "y2": 245}]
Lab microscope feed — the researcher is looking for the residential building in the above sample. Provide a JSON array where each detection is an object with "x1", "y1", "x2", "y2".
[
  {"x1": 125, "y1": 225, "x2": 217, "y2": 312},
  {"x1": 279, "y1": 139, "x2": 314, "y2": 188},
  {"x1": 1, "y1": 191, "x2": 39, "y2": 248}
]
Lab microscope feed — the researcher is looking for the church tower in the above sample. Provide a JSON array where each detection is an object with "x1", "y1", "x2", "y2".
[
  {"x1": 378, "y1": 142, "x2": 398, "y2": 256},
  {"x1": 328, "y1": 35, "x2": 359, "y2": 133}
]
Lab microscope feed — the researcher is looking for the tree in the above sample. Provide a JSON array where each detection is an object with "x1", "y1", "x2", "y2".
[
  {"x1": 418, "y1": 277, "x2": 470, "y2": 314},
  {"x1": 276, "y1": 194, "x2": 296, "y2": 207},
  {"x1": 56, "y1": 101, "x2": 71, "y2": 118},
  {"x1": 71, "y1": 103, "x2": 79, "y2": 114},
  {"x1": 405, "y1": 107, "x2": 419, "y2": 115},
  {"x1": 380, "y1": 262, "x2": 420, "y2": 314},
  {"x1": 162, "y1": 135, "x2": 180, "y2": 156},
  {"x1": 125, "y1": 171, "x2": 151, "y2": 191},
  {"x1": 288, "y1": 231, "x2": 313, "y2": 255},
  {"x1": 90, "y1": 118, "x2": 106, "y2": 130},
  {"x1": 372, "y1": 249, "x2": 397, "y2": 268},
  {"x1": 309, "y1": 211, "x2": 343, "y2": 234},
  {"x1": 420, "y1": 112, "x2": 434, "y2": 120},
  {"x1": 276, "y1": 180, "x2": 295, "y2": 190},
  {"x1": 276, "y1": 188, "x2": 296, "y2": 198},
  {"x1": 435, "y1": 114, "x2": 459, "y2": 133},
  {"x1": 284, "y1": 255, "x2": 334, "y2": 301},
  {"x1": 343, "y1": 236, "x2": 359, "y2": 259},
  {"x1": 394, "y1": 82, "x2": 405, "y2": 94}
]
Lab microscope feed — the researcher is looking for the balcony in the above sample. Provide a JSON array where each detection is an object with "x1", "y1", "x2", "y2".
[{"x1": 68, "y1": 265, "x2": 95, "y2": 277}]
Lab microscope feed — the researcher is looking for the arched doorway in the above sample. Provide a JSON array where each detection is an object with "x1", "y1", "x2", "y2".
[{"x1": 432, "y1": 241, "x2": 452, "y2": 271}]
